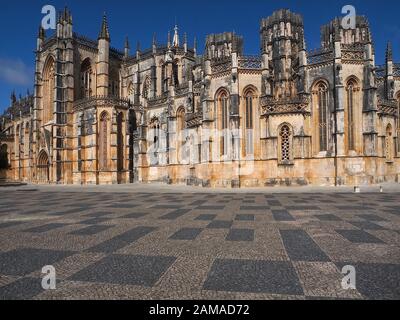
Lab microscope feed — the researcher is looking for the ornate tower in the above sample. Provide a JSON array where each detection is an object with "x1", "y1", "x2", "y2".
[
  {"x1": 260, "y1": 9, "x2": 307, "y2": 100},
  {"x1": 97, "y1": 14, "x2": 110, "y2": 97}
]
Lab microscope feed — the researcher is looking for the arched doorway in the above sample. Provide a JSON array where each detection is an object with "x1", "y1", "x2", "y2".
[{"x1": 37, "y1": 150, "x2": 50, "y2": 183}]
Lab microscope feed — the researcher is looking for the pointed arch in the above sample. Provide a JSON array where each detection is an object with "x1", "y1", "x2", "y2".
[
  {"x1": 278, "y1": 123, "x2": 294, "y2": 164},
  {"x1": 215, "y1": 88, "x2": 230, "y2": 157},
  {"x1": 127, "y1": 81, "x2": 135, "y2": 102},
  {"x1": 117, "y1": 112, "x2": 124, "y2": 173},
  {"x1": 80, "y1": 58, "x2": 93, "y2": 98},
  {"x1": 345, "y1": 77, "x2": 360, "y2": 152},
  {"x1": 99, "y1": 111, "x2": 110, "y2": 170},
  {"x1": 312, "y1": 80, "x2": 330, "y2": 152},
  {"x1": 176, "y1": 106, "x2": 186, "y2": 164},
  {"x1": 42, "y1": 55, "x2": 55, "y2": 124},
  {"x1": 242, "y1": 86, "x2": 257, "y2": 156},
  {"x1": 37, "y1": 149, "x2": 50, "y2": 182},
  {"x1": 386, "y1": 123, "x2": 394, "y2": 162}
]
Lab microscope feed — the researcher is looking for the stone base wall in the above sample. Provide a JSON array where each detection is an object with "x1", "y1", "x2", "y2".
[{"x1": 137, "y1": 157, "x2": 400, "y2": 188}]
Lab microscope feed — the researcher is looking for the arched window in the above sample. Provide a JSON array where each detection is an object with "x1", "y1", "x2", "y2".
[
  {"x1": 244, "y1": 89, "x2": 255, "y2": 156},
  {"x1": 142, "y1": 76, "x2": 151, "y2": 99},
  {"x1": 127, "y1": 82, "x2": 135, "y2": 103},
  {"x1": 317, "y1": 82, "x2": 329, "y2": 152},
  {"x1": 117, "y1": 113, "x2": 124, "y2": 172},
  {"x1": 177, "y1": 107, "x2": 186, "y2": 164},
  {"x1": 279, "y1": 124, "x2": 293, "y2": 164},
  {"x1": 24, "y1": 123, "x2": 30, "y2": 155},
  {"x1": 386, "y1": 124, "x2": 394, "y2": 162},
  {"x1": 346, "y1": 79, "x2": 358, "y2": 151},
  {"x1": 42, "y1": 56, "x2": 55, "y2": 124},
  {"x1": 99, "y1": 112, "x2": 109, "y2": 170},
  {"x1": 217, "y1": 90, "x2": 229, "y2": 157},
  {"x1": 80, "y1": 58, "x2": 93, "y2": 98}
]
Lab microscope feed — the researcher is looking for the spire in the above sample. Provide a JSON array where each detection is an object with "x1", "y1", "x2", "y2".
[
  {"x1": 153, "y1": 33, "x2": 157, "y2": 46},
  {"x1": 152, "y1": 33, "x2": 157, "y2": 53},
  {"x1": 98, "y1": 13, "x2": 110, "y2": 41},
  {"x1": 124, "y1": 36, "x2": 130, "y2": 58},
  {"x1": 183, "y1": 32, "x2": 187, "y2": 53},
  {"x1": 124, "y1": 36, "x2": 130, "y2": 50},
  {"x1": 167, "y1": 31, "x2": 171, "y2": 48},
  {"x1": 38, "y1": 25, "x2": 46, "y2": 40},
  {"x1": 193, "y1": 37, "x2": 197, "y2": 56},
  {"x1": 386, "y1": 42, "x2": 393, "y2": 62},
  {"x1": 10, "y1": 90, "x2": 17, "y2": 105},
  {"x1": 173, "y1": 24, "x2": 180, "y2": 47},
  {"x1": 136, "y1": 41, "x2": 141, "y2": 60}
]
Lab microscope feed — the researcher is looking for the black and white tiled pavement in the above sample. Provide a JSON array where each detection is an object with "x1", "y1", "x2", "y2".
[{"x1": 0, "y1": 189, "x2": 400, "y2": 300}]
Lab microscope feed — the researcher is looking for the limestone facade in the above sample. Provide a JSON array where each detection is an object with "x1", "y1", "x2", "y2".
[{"x1": 1, "y1": 8, "x2": 399, "y2": 187}]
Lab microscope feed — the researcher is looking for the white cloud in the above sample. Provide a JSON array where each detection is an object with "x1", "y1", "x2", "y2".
[{"x1": 0, "y1": 58, "x2": 33, "y2": 86}]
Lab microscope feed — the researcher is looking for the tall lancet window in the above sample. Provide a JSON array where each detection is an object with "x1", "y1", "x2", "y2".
[
  {"x1": 346, "y1": 79, "x2": 357, "y2": 151},
  {"x1": 386, "y1": 124, "x2": 394, "y2": 162},
  {"x1": 317, "y1": 83, "x2": 329, "y2": 152},
  {"x1": 245, "y1": 90, "x2": 254, "y2": 156},
  {"x1": 217, "y1": 90, "x2": 229, "y2": 157},
  {"x1": 99, "y1": 112, "x2": 109, "y2": 170},
  {"x1": 80, "y1": 58, "x2": 93, "y2": 98}
]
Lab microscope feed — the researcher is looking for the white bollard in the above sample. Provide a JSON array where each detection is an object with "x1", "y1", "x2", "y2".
[{"x1": 354, "y1": 186, "x2": 360, "y2": 193}]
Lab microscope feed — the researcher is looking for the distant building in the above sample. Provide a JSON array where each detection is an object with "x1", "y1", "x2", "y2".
[{"x1": 1, "y1": 8, "x2": 399, "y2": 187}]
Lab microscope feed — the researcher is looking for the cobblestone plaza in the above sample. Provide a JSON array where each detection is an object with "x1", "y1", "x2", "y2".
[{"x1": 0, "y1": 184, "x2": 399, "y2": 300}]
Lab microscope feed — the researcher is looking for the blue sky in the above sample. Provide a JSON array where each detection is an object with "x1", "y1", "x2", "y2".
[{"x1": 1, "y1": 0, "x2": 400, "y2": 113}]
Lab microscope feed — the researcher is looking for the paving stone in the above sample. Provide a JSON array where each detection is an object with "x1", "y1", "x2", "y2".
[
  {"x1": 207, "y1": 220, "x2": 233, "y2": 229},
  {"x1": 336, "y1": 230, "x2": 385, "y2": 244},
  {"x1": 69, "y1": 254, "x2": 176, "y2": 287},
  {"x1": 79, "y1": 218, "x2": 111, "y2": 225},
  {"x1": 88, "y1": 227, "x2": 157, "y2": 253},
  {"x1": 349, "y1": 221, "x2": 386, "y2": 231},
  {"x1": 235, "y1": 214, "x2": 255, "y2": 221},
  {"x1": 336, "y1": 263, "x2": 400, "y2": 299},
  {"x1": 272, "y1": 210, "x2": 296, "y2": 222},
  {"x1": 280, "y1": 230, "x2": 330, "y2": 262},
  {"x1": 203, "y1": 259, "x2": 304, "y2": 295},
  {"x1": 120, "y1": 213, "x2": 149, "y2": 219},
  {"x1": 160, "y1": 209, "x2": 191, "y2": 220},
  {"x1": 23, "y1": 223, "x2": 69, "y2": 233},
  {"x1": 315, "y1": 214, "x2": 342, "y2": 221},
  {"x1": 0, "y1": 278, "x2": 44, "y2": 300},
  {"x1": 357, "y1": 214, "x2": 387, "y2": 222},
  {"x1": 69, "y1": 225, "x2": 113, "y2": 236},
  {"x1": 169, "y1": 228, "x2": 203, "y2": 240},
  {"x1": 226, "y1": 229, "x2": 254, "y2": 242},
  {"x1": 240, "y1": 206, "x2": 269, "y2": 211},
  {"x1": 0, "y1": 221, "x2": 24, "y2": 229},
  {"x1": 195, "y1": 214, "x2": 217, "y2": 221},
  {"x1": 0, "y1": 248, "x2": 74, "y2": 276}
]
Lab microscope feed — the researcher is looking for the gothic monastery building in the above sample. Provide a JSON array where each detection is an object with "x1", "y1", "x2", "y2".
[{"x1": 1, "y1": 8, "x2": 399, "y2": 187}]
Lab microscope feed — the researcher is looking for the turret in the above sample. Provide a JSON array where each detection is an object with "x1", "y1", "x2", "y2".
[
  {"x1": 260, "y1": 9, "x2": 305, "y2": 99},
  {"x1": 152, "y1": 33, "x2": 157, "y2": 54},
  {"x1": 385, "y1": 42, "x2": 394, "y2": 99},
  {"x1": 97, "y1": 14, "x2": 110, "y2": 96},
  {"x1": 56, "y1": 7, "x2": 73, "y2": 39},
  {"x1": 173, "y1": 25, "x2": 180, "y2": 47},
  {"x1": 37, "y1": 25, "x2": 46, "y2": 51},
  {"x1": 124, "y1": 36, "x2": 130, "y2": 58}
]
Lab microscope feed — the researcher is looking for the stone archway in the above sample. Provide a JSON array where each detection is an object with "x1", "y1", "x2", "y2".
[{"x1": 37, "y1": 150, "x2": 50, "y2": 183}]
